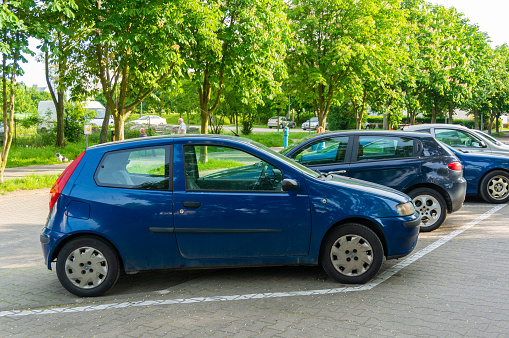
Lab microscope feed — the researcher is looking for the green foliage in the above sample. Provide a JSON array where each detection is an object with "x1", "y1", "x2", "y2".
[{"x1": 327, "y1": 103, "x2": 357, "y2": 131}]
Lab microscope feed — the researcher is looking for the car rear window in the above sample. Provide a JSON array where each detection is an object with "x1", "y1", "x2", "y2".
[{"x1": 95, "y1": 146, "x2": 170, "y2": 190}]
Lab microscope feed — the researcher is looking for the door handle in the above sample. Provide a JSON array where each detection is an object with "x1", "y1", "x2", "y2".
[{"x1": 183, "y1": 201, "x2": 201, "y2": 208}]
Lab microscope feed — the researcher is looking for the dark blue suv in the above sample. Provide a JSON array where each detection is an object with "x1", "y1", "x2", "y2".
[{"x1": 282, "y1": 131, "x2": 467, "y2": 232}]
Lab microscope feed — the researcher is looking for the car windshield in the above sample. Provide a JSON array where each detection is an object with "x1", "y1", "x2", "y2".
[
  {"x1": 310, "y1": 117, "x2": 318, "y2": 122},
  {"x1": 279, "y1": 134, "x2": 317, "y2": 155},
  {"x1": 476, "y1": 130, "x2": 504, "y2": 146},
  {"x1": 248, "y1": 140, "x2": 319, "y2": 178}
]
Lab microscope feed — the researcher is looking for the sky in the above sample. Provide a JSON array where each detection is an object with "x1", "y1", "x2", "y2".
[{"x1": 18, "y1": 0, "x2": 509, "y2": 88}]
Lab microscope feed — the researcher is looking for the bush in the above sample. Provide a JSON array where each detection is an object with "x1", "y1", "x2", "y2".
[{"x1": 327, "y1": 103, "x2": 357, "y2": 130}]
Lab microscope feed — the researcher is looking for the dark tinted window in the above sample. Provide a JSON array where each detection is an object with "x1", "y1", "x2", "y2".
[
  {"x1": 95, "y1": 147, "x2": 170, "y2": 190},
  {"x1": 292, "y1": 137, "x2": 349, "y2": 165},
  {"x1": 183, "y1": 145, "x2": 283, "y2": 192},
  {"x1": 357, "y1": 136, "x2": 414, "y2": 161}
]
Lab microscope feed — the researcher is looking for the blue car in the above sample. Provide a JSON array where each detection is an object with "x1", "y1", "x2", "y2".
[
  {"x1": 281, "y1": 131, "x2": 467, "y2": 232},
  {"x1": 41, "y1": 135, "x2": 419, "y2": 297},
  {"x1": 445, "y1": 146, "x2": 509, "y2": 203}
]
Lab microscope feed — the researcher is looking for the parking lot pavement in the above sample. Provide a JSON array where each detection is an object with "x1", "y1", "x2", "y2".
[{"x1": 1, "y1": 191, "x2": 508, "y2": 336}]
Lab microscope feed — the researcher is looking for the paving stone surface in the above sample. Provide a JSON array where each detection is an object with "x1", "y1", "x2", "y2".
[{"x1": 0, "y1": 191, "x2": 508, "y2": 337}]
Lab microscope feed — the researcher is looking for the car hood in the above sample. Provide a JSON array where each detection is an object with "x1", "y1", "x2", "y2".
[
  {"x1": 447, "y1": 146, "x2": 509, "y2": 163},
  {"x1": 323, "y1": 174, "x2": 411, "y2": 200},
  {"x1": 305, "y1": 174, "x2": 413, "y2": 218}
]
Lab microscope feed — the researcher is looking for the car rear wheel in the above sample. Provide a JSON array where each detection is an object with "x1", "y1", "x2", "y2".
[
  {"x1": 321, "y1": 224, "x2": 383, "y2": 284},
  {"x1": 480, "y1": 170, "x2": 509, "y2": 203},
  {"x1": 408, "y1": 188, "x2": 446, "y2": 232},
  {"x1": 56, "y1": 237, "x2": 120, "y2": 297}
]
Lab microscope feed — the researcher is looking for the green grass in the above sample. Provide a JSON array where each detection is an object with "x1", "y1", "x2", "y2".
[
  {"x1": 241, "y1": 131, "x2": 312, "y2": 147},
  {"x1": 0, "y1": 174, "x2": 60, "y2": 194},
  {"x1": 6, "y1": 141, "x2": 93, "y2": 167}
]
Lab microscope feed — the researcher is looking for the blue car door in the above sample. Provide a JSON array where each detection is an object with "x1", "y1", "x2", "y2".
[
  {"x1": 348, "y1": 135, "x2": 421, "y2": 191},
  {"x1": 288, "y1": 136, "x2": 351, "y2": 175},
  {"x1": 172, "y1": 142, "x2": 312, "y2": 259}
]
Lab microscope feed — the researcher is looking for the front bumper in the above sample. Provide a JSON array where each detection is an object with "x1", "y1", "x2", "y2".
[{"x1": 380, "y1": 212, "x2": 420, "y2": 260}]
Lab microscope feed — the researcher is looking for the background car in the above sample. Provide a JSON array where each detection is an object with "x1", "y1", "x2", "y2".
[
  {"x1": 282, "y1": 131, "x2": 467, "y2": 232},
  {"x1": 404, "y1": 124, "x2": 509, "y2": 155},
  {"x1": 267, "y1": 116, "x2": 296, "y2": 128},
  {"x1": 302, "y1": 117, "x2": 328, "y2": 130},
  {"x1": 444, "y1": 146, "x2": 509, "y2": 203},
  {"x1": 41, "y1": 135, "x2": 419, "y2": 296},
  {"x1": 129, "y1": 115, "x2": 167, "y2": 125}
]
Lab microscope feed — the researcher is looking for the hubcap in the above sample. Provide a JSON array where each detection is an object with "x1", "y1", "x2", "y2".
[
  {"x1": 487, "y1": 175, "x2": 509, "y2": 200},
  {"x1": 413, "y1": 194, "x2": 441, "y2": 228},
  {"x1": 65, "y1": 247, "x2": 108, "y2": 289},
  {"x1": 330, "y1": 235, "x2": 373, "y2": 276}
]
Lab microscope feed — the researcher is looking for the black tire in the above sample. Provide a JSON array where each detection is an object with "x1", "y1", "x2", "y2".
[
  {"x1": 408, "y1": 188, "x2": 447, "y2": 232},
  {"x1": 269, "y1": 126, "x2": 272, "y2": 129},
  {"x1": 321, "y1": 224, "x2": 383, "y2": 284},
  {"x1": 479, "y1": 170, "x2": 509, "y2": 203},
  {"x1": 56, "y1": 237, "x2": 120, "y2": 297}
]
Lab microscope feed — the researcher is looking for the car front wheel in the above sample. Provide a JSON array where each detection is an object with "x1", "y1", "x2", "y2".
[
  {"x1": 56, "y1": 237, "x2": 120, "y2": 297},
  {"x1": 321, "y1": 224, "x2": 383, "y2": 284},
  {"x1": 408, "y1": 188, "x2": 446, "y2": 232},
  {"x1": 480, "y1": 170, "x2": 509, "y2": 203}
]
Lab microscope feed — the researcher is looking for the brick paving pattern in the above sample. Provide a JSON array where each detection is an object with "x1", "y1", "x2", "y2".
[{"x1": 0, "y1": 191, "x2": 508, "y2": 336}]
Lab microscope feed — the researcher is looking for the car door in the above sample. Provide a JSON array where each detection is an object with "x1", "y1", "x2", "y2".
[
  {"x1": 433, "y1": 128, "x2": 491, "y2": 153},
  {"x1": 288, "y1": 136, "x2": 352, "y2": 175},
  {"x1": 90, "y1": 145, "x2": 174, "y2": 270},
  {"x1": 348, "y1": 135, "x2": 421, "y2": 191},
  {"x1": 172, "y1": 142, "x2": 312, "y2": 259}
]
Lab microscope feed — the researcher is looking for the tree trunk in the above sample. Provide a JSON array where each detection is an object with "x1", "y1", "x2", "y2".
[
  {"x1": 99, "y1": 105, "x2": 111, "y2": 143},
  {"x1": 0, "y1": 50, "x2": 18, "y2": 184},
  {"x1": 448, "y1": 103, "x2": 454, "y2": 124},
  {"x1": 473, "y1": 108, "x2": 479, "y2": 129}
]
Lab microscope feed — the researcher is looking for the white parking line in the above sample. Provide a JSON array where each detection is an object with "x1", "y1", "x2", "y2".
[{"x1": 1, "y1": 204, "x2": 505, "y2": 318}]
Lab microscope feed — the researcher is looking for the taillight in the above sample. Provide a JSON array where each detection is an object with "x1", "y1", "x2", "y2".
[
  {"x1": 49, "y1": 151, "x2": 86, "y2": 210},
  {"x1": 448, "y1": 161, "x2": 462, "y2": 171}
]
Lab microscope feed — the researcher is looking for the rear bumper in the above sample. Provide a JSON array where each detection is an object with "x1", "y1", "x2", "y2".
[{"x1": 446, "y1": 178, "x2": 467, "y2": 213}]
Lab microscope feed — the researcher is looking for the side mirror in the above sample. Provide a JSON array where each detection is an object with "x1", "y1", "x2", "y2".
[{"x1": 282, "y1": 179, "x2": 299, "y2": 192}]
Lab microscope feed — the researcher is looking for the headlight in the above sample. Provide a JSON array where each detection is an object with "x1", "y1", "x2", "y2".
[{"x1": 397, "y1": 201, "x2": 415, "y2": 217}]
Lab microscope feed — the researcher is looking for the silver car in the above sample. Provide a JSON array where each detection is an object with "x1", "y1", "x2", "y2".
[{"x1": 404, "y1": 124, "x2": 509, "y2": 155}]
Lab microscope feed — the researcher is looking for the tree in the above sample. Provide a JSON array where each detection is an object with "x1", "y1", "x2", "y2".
[
  {"x1": 184, "y1": 0, "x2": 289, "y2": 137},
  {"x1": 66, "y1": 0, "x2": 188, "y2": 141},
  {"x1": 1, "y1": 0, "x2": 34, "y2": 184},
  {"x1": 286, "y1": 0, "x2": 408, "y2": 130}
]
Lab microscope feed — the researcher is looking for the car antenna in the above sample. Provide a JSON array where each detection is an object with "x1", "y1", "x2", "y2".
[{"x1": 225, "y1": 126, "x2": 239, "y2": 137}]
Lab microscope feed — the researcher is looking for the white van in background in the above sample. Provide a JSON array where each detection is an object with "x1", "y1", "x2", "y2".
[{"x1": 37, "y1": 100, "x2": 113, "y2": 132}]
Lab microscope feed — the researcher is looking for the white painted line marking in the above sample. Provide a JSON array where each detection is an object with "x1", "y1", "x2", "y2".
[{"x1": 1, "y1": 204, "x2": 505, "y2": 318}]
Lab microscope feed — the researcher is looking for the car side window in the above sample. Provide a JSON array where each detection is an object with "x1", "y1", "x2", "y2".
[
  {"x1": 357, "y1": 136, "x2": 414, "y2": 161},
  {"x1": 292, "y1": 137, "x2": 349, "y2": 165},
  {"x1": 95, "y1": 147, "x2": 170, "y2": 190},
  {"x1": 183, "y1": 145, "x2": 283, "y2": 192},
  {"x1": 435, "y1": 129, "x2": 483, "y2": 148}
]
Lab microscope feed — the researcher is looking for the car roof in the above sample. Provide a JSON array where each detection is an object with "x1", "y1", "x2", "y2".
[
  {"x1": 87, "y1": 134, "x2": 258, "y2": 150},
  {"x1": 304, "y1": 130, "x2": 437, "y2": 139},
  {"x1": 405, "y1": 124, "x2": 471, "y2": 130}
]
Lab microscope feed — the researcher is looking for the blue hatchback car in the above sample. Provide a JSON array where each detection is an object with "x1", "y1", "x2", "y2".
[
  {"x1": 445, "y1": 146, "x2": 509, "y2": 203},
  {"x1": 281, "y1": 131, "x2": 467, "y2": 232},
  {"x1": 41, "y1": 135, "x2": 420, "y2": 297}
]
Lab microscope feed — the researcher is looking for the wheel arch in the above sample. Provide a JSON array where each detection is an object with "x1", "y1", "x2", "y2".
[
  {"x1": 404, "y1": 183, "x2": 452, "y2": 213},
  {"x1": 319, "y1": 217, "x2": 388, "y2": 261},
  {"x1": 51, "y1": 233, "x2": 124, "y2": 270}
]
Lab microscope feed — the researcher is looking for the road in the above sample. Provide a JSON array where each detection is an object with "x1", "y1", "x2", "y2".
[{"x1": 1, "y1": 190, "x2": 508, "y2": 336}]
